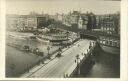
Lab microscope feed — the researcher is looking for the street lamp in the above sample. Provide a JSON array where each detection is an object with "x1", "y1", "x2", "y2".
[
  {"x1": 89, "y1": 41, "x2": 92, "y2": 49},
  {"x1": 47, "y1": 46, "x2": 50, "y2": 59},
  {"x1": 66, "y1": 30, "x2": 69, "y2": 47},
  {"x1": 75, "y1": 54, "x2": 80, "y2": 77},
  {"x1": 66, "y1": 30, "x2": 69, "y2": 40},
  {"x1": 47, "y1": 46, "x2": 50, "y2": 55}
]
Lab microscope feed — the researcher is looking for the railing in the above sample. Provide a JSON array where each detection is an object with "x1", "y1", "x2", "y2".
[{"x1": 67, "y1": 41, "x2": 97, "y2": 77}]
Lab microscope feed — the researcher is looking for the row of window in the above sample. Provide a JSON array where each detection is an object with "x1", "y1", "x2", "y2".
[
  {"x1": 101, "y1": 27, "x2": 115, "y2": 31},
  {"x1": 99, "y1": 40, "x2": 120, "y2": 47}
]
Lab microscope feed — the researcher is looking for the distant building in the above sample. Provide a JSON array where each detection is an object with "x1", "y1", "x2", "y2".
[
  {"x1": 95, "y1": 15, "x2": 100, "y2": 28},
  {"x1": 27, "y1": 17, "x2": 37, "y2": 29},
  {"x1": 78, "y1": 16, "x2": 83, "y2": 29},
  {"x1": 54, "y1": 13, "x2": 63, "y2": 21},
  {"x1": 56, "y1": 11, "x2": 97, "y2": 30},
  {"x1": 70, "y1": 11, "x2": 80, "y2": 24},
  {"x1": 78, "y1": 13, "x2": 89, "y2": 30},
  {"x1": 6, "y1": 14, "x2": 50, "y2": 31},
  {"x1": 60, "y1": 11, "x2": 80, "y2": 27},
  {"x1": 37, "y1": 17, "x2": 47, "y2": 28},
  {"x1": 99, "y1": 36, "x2": 120, "y2": 48},
  {"x1": 98, "y1": 13, "x2": 120, "y2": 35},
  {"x1": 81, "y1": 14, "x2": 88, "y2": 30},
  {"x1": 62, "y1": 14, "x2": 72, "y2": 26},
  {"x1": 115, "y1": 12, "x2": 120, "y2": 35},
  {"x1": 6, "y1": 14, "x2": 19, "y2": 30},
  {"x1": 86, "y1": 12, "x2": 96, "y2": 30},
  {"x1": 78, "y1": 12, "x2": 96, "y2": 30}
]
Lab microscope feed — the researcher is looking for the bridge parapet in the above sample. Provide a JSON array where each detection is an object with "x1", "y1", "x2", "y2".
[{"x1": 65, "y1": 41, "x2": 97, "y2": 77}]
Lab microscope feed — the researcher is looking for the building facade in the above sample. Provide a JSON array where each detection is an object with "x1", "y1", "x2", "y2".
[
  {"x1": 99, "y1": 36, "x2": 120, "y2": 48},
  {"x1": 98, "y1": 12, "x2": 120, "y2": 35},
  {"x1": 57, "y1": 11, "x2": 96, "y2": 30},
  {"x1": 6, "y1": 14, "x2": 49, "y2": 31}
]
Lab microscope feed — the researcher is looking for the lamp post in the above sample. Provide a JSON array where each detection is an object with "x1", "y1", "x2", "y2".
[
  {"x1": 89, "y1": 41, "x2": 92, "y2": 49},
  {"x1": 75, "y1": 54, "x2": 80, "y2": 77},
  {"x1": 66, "y1": 30, "x2": 69, "y2": 47},
  {"x1": 47, "y1": 46, "x2": 50, "y2": 55},
  {"x1": 47, "y1": 46, "x2": 50, "y2": 59}
]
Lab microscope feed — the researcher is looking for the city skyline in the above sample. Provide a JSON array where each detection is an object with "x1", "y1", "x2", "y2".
[{"x1": 6, "y1": 0, "x2": 120, "y2": 15}]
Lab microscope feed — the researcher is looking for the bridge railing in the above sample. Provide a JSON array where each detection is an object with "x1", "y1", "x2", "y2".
[{"x1": 65, "y1": 41, "x2": 97, "y2": 78}]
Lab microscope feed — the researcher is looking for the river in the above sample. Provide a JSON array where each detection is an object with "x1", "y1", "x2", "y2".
[{"x1": 84, "y1": 50, "x2": 120, "y2": 78}]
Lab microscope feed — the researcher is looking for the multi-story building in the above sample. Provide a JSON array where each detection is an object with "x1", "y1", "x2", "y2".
[
  {"x1": 61, "y1": 11, "x2": 80, "y2": 27},
  {"x1": 114, "y1": 12, "x2": 120, "y2": 35},
  {"x1": 99, "y1": 36, "x2": 120, "y2": 48},
  {"x1": 95, "y1": 15, "x2": 101, "y2": 28},
  {"x1": 70, "y1": 11, "x2": 80, "y2": 24},
  {"x1": 78, "y1": 16, "x2": 83, "y2": 29},
  {"x1": 87, "y1": 12, "x2": 96, "y2": 30},
  {"x1": 6, "y1": 14, "x2": 49, "y2": 31},
  {"x1": 98, "y1": 13, "x2": 120, "y2": 35},
  {"x1": 62, "y1": 14, "x2": 72, "y2": 26},
  {"x1": 51, "y1": 11, "x2": 96, "y2": 30},
  {"x1": 78, "y1": 13, "x2": 88, "y2": 30},
  {"x1": 54, "y1": 13, "x2": 63, "y2": 21},
  {"x1": 27, "y1": 17, "x2": 37, "y2": 29},
  {"x1": 37, "y1": 16, "x2": 47, "y2": 28},
  {"x1": 78, "y1": 12, "x2": 96, "y2": 30},
  {"x1": 6, "y1": 14, "x2": 19, "y2": 30}
]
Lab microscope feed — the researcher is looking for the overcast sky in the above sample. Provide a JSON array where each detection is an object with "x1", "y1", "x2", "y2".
[{"x1": 6, "y1": 0, "x2": 120, "y2": 15}]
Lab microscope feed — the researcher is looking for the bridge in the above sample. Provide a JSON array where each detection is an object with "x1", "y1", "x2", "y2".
[{"x1": 20, "y1": 38, "x2": 97, "y2": 78}]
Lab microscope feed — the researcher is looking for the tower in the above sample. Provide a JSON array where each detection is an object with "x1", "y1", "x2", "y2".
[{"x1": 78, "y1": 16, "x2": 83, "y2": 29}]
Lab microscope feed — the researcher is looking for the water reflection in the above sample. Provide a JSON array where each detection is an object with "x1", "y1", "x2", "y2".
[{"x1": 85, "y1": 51, "x2": 120, "y2": 78}]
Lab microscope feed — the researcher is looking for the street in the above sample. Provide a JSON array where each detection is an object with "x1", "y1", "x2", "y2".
[{"x1": 21, "y1": 39, "x2": 93, "y2": 78}]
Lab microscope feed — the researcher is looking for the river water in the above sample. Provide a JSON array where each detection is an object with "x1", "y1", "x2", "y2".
[{"x1": 84, "y1": 50, "x2": 120, "y2": 78}]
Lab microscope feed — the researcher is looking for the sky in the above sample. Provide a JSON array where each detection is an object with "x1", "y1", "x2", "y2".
[{"x1": 6, "y1": 0, "x2": 120, "y2": 15}]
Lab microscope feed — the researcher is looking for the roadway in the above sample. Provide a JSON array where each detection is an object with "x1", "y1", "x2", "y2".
[{"x1": 22, "y1": 39, "x2": 94, "y2": 78}]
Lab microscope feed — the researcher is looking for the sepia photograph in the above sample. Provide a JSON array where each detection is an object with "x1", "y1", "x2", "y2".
[{"x1": 5, "y1": 0, "x2": 120, "y2": 78}]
